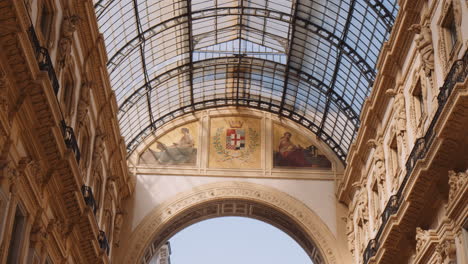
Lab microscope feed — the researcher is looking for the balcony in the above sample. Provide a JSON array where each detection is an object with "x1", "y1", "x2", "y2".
[
  {"x1": 362, "y1": 50, "x2": 468, "y2": 263},
  {"x1": 81, "y1": 185, "x2": 98, "y2": 215},
  {"x1": 27, "y1": 26, "x2": 81, "y2": 165},
  {"x1": 98, "y1": 230, "x2": 110, "y2": 255}
]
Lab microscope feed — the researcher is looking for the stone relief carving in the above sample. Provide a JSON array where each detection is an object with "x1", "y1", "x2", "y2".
[
  {"x1": 76, "y1": 81, "x2": 91, "y2": 130},
  {"x1": 57, "y1": 15, "x2": 80, "y2": 71},
  {"x1": 374, "y1": 139, "x2": 387, "y2": 200},
  {"x1": 346, "y1": 212, "x2": 355, "y2": 257},
  {"x1": 409, "y1": 22, "x2": 434, "y2": 78},
  {"x1": 435, "y1": 239, "x2": 456, "y2": 264},
  {"x1": 355, "y1": 186, "x2": 369, "y2": 253},
  {"x1": 357, "y1": 187, "x2": 369, "y2": 224},
  {"x1": 393, "y1": 93, "x2": 407, "y2": 156},
  {"x1": 92, "y1": 128, "x2": 106, "y2": 177},
  {"x1": 415, "y1": 227, "x2": 430, "y2": 253},
  {"x1": 113, "y1": 210, "x2": 124, "y2": 247},
  {"x1": 447, "y1": 169, "x2": 467, "y2": 202}
]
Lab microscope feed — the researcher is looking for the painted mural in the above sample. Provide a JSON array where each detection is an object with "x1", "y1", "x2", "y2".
[
  {"x1": 209, "y1": 117, "x2": 261, "y2": 169},
  {"x1": 139, "y1": 122, "x2": 198, "y2": 165},
  {"x1": 273, "y1": 123, "x2": 331, "y2": 169}
]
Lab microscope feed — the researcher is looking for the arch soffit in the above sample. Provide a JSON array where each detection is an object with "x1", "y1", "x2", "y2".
[{"x1": 120, "y1": 181, "x2": 343, "y2": 264}]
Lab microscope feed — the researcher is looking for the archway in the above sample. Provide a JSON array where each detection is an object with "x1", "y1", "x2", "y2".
[
  {"x1": 167, "y1": 217, "x2": 312, "y2": 263},
  {"x1": 119, "y1": 182, "x2": 344, "y2": 264}
]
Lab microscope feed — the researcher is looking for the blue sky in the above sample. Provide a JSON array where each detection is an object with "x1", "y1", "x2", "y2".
[{"x1": 169, "y1": 217, "x2": 312, "y2": 264}]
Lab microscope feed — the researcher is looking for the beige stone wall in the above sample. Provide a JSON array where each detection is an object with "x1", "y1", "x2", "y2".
[
  {"x1": 0, "y1": 0, "x2": 130, "y2": 263},
  {"x1": 338, "y1": 0, "x2": 468, "y2": 263}
]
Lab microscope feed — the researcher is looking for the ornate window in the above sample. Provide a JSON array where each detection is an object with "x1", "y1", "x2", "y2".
[
  {"x1": 438, "y1": 0, "x2": 462, "y2": 72},
  {"x1": 36, "y1": 0, "x2": 56, "y2": 48}
]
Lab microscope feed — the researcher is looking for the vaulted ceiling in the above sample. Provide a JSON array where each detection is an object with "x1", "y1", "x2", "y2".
[{"x1": 93, "y1": 0, "x2": 398, "y2": 162}]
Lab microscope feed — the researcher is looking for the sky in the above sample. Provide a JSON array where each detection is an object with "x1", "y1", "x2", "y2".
[{"x1": 169, "y1": 217, "x2": 312, "y2": 264}]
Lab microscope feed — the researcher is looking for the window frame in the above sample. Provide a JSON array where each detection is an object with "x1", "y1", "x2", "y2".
[
  {"x1": 437, "y1": 0, "x2": 463, "y2": 74},
  {"x1": 35, "y1": 0, "x2": 57, "y2": 49}
]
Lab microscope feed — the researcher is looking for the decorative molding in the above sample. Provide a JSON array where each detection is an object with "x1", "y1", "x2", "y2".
[
  {"x1": 437, "y1": 0, "x2": 463, "y2": 74},
  {"x1": 119, "y1": 182, "x2": 342, "y2": 264},
  {"x1": 447, "y1": 169, "x2": 467, "y2": 203}
]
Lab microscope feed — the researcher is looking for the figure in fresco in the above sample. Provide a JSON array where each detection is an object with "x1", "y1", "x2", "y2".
[
  {"x1": 140, "y1": 127, "x2": 197, "y2": 165},
  {"x1": 274, "y1": 132, "x2": 331, "y2": 168}
]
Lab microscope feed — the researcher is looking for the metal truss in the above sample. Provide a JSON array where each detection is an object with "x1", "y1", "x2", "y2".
[
  {"x1": 106, "y1": 6, "x2": 378, "y2": 82},
  {"x1": 94, "y1": 0, "x2": 398, "y2": 162},
  {"x1": 118, "y1": 57, "x2": 360, "y2": 125}
]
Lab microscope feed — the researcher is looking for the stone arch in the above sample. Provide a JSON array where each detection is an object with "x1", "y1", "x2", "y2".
[{"x1": 119, "y1": 181, "x2": 344, "y2": 264}]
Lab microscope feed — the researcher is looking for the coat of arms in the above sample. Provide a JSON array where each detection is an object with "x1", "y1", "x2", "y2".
[
  {"x1": 226, "y1": 121, "x2": 245, "y2": 150},
  {"x1": 212, "y1": 120, "x2": 259, "y2": 162}
]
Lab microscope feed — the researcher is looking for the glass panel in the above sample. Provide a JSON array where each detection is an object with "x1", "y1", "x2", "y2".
[{"x1": 94, "y1": 0, "x2": 399, "y2": 158}]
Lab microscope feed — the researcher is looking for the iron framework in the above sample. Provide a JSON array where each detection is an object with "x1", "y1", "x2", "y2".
[{"x1": 93, "y1": 0, "x2": 398, "y2": 161}]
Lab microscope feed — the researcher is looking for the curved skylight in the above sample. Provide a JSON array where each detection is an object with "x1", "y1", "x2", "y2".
[{"x1": 93, "y1": 0, "x2": 398, "y2": 162}]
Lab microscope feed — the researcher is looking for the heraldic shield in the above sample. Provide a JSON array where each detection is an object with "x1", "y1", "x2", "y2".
[{"x1": 226, "y1": 128, "x2": 245, "y2": 150}]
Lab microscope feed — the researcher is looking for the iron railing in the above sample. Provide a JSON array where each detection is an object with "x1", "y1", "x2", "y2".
[
  {"x1": 362, "y1": 50, "x2": 468, "y2": 263},
  {"x1": 98, "y1": 230, "x2": 110, "y2": 255},
  {"x1": 61, "y1": 120, "x2": 81, "y2": 164},
  {"x1": 27, "y1": 26, "x2": 81, "y2": 164},
  {"x1": 81, "y1": 185, "x2": 98, "y2": 215},
  {"x1": 28, "y1": 27, "x2": 59, "y2": 95}
]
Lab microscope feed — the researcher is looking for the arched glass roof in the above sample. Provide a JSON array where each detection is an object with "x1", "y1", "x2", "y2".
[{"x1": 93, "y1": 0, "x2": 398, "y2": 162}]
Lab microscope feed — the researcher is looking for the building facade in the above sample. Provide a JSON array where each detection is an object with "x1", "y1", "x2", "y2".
[{"x1": 0, "y1": 0, "x2": 466, "y2": 264}]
